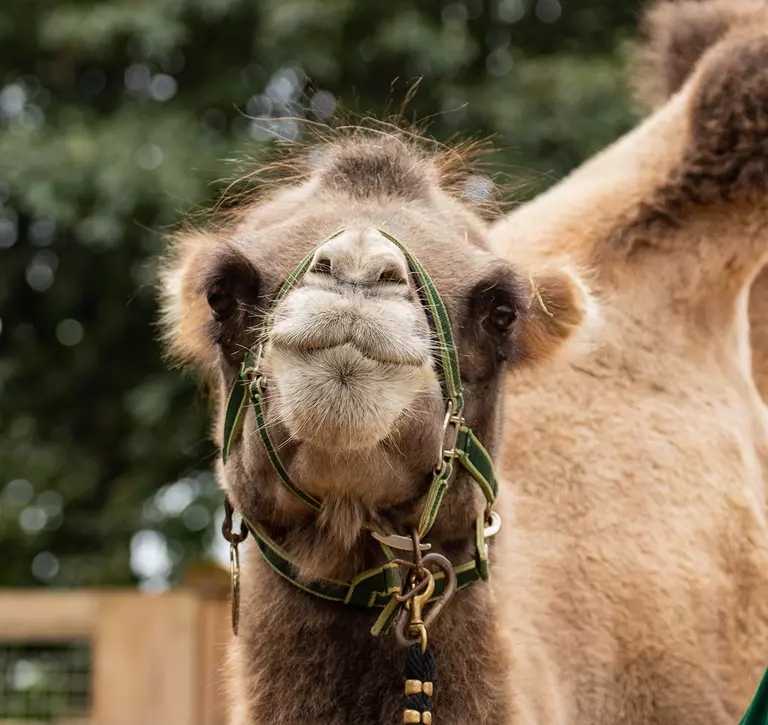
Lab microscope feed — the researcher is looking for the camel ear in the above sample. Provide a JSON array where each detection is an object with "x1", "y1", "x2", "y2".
[
  {"x1": 631, "y1": 0, "x2": 768, "y2": 109},
  {"x1": 517, "y1": 261, "x2": 600, "y2": 366},
  {"x1": 159, "y1": 230, "x2": 236, "y2": 372}
]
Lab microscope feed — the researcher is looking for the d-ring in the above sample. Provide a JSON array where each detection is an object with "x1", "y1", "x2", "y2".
[{"x1": 483, "y1": 511, "x2": 502, "y2": 539}]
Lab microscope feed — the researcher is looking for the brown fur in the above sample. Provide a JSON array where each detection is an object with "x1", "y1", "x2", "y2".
[
  {"x1": 629, "y1": 0, "x2": 768, "y2": 407},
  {"x1": 489, "y1": 2, "x2": 768, "y2": 722},
  {"x1": 631, "y1": 0, "x2": 768, "y2": 110},
  {"x1": 160, "y1": 130, "x2": 593, "y2": 723}
]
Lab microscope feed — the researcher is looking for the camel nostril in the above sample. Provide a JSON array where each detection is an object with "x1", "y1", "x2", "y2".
[
  {"x1": 311, "y1": 254, "x2": 333, "y2": 276},
  {"x1": 377, "y1": 265, "x2": 408, "y2": 285}
]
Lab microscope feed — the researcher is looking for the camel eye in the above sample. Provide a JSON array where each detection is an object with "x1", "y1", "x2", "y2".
[
  {"x1": 489, "y1": 303, "x2": 517, "y2": 333},
  {"x1": 207, "y1": 284, "x2": 236, "y2": 321}
]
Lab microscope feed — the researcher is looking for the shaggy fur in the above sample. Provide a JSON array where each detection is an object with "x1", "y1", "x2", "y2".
[
  {"x1": 630, "y1": 0, "x2": 768, "y2": 407},
  {"x1": 160, "y1": 131, "x2": 593, "y2": 723},
  {"x1": 632, "y1": 0, "x2": 768, "y2": 109},
  {"x1": 489, "y1": 1, "x2": 768, "y2": 722}
]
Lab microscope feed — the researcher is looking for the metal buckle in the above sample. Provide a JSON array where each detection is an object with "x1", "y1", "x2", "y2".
[
  {"x1": 435, "y1": 400, "x2": 465, "y2": 475},
  {"x1": 241, "y1": 343, "x2": 265, "y2": 385},
  {"x1": 372, "y1": 531, "x2": 431, "y2": 552}
]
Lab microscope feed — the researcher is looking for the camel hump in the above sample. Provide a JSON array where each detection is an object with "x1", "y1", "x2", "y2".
[
  {"x1": 632, "y1": 25, "x2": 768, "y2": 216},
  {"x1": 632, "y1": 0, "x2": 768, "y2": 109}
]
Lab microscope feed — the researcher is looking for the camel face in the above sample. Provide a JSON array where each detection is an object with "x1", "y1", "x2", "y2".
[{"x1": 158, "y1": 133, "x2": 599, "y2": 723}]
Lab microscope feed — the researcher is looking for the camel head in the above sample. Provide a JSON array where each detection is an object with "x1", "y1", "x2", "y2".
[{"x1": 160, "y1": 131, "x2": 592, "y2": 574}]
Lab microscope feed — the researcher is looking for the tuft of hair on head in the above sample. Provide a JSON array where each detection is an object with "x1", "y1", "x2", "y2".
[
  {"x1": 215, "y1": 117, "x2": 503, "y2": 221},
  {"x1": 630, "y1": 0, "x2": 768, "y2": 109}
]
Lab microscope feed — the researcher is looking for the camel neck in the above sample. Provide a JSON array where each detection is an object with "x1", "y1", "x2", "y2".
[{"x1": 233, "y1": 546, "x2": 510, "y2": 725}]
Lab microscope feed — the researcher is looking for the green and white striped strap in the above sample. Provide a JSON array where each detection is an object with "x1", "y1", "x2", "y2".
[{"x1": 241, "y1": 512, "x2": 491, "y2": 635}]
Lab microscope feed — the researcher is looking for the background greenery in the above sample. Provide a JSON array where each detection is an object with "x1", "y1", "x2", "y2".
[{"x1": 0, "y1": 0, "x2": 641, "y2": 589}]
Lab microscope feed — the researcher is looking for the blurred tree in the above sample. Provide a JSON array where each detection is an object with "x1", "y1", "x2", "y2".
[{"x1": 0, "y1": 0, "x2": 640, "y2": 588}]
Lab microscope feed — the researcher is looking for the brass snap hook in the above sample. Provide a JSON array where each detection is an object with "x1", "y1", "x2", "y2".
[{"x1": 393, "y1": 552, "x2": 458, "y2": 651}]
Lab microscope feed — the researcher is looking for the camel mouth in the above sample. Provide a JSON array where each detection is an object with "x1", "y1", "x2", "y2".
[
  {"x1": 261, "y1": 280, "x2": 436, "y2": 451},
  {"x1": 270, "y1": 339, "x2": 427, "y2": 368},
  {"x1": 266, "y1": 341, "x2": 435, "y2": 451},
  {"x1": 268, "y1": 287, "x2": 433, "y2": 368}
]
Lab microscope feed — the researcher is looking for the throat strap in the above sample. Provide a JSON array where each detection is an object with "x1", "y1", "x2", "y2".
[{"x1": 242, "y1": 513, "x2": 491, "y2": 632}]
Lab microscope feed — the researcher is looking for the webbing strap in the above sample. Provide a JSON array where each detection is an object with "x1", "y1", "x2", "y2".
[
  {"x1": 456, "y1": 428, "x2": 498, "y2": 505},
  {"x1": 417, "y1": 463, "x2": 454, "y2": 539},
  {"x1": 243, "y1": 514, "x2": 490, "y2": 619},
  {"x1": 249, "y1": 377, "x2": 322, "y2": 511},
  {"x1": 221, "y1": 350, "x2": 256, "y2": 464},
  {"x1": 222, "y1": 373, "x2": 248, "y2": 464},
  {"x1": 378, "y1": 230, "x2": 463, "y2": 412}
]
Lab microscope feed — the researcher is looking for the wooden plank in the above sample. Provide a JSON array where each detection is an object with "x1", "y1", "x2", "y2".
[
  {"x1": 0, "y1": 591, "x2": 98, "y2": 641},
  {"x1": 197, "y1": 598, "x2": 230, "y2": 725},
  {"x1": 92, "y1": 591, "x2": 200, "y2": 725}
]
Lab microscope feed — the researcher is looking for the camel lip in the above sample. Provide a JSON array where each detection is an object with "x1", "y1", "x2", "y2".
[{"x1": 269, "y1": 340, "x2": 428, "y2": 368}]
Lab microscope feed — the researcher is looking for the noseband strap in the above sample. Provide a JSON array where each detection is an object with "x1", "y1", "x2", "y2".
[{"x1": 220, "y1": 229, "x2": 500, "y2": 623}]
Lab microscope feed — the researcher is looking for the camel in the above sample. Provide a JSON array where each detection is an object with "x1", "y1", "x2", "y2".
[
  {"x1": 487, "y1": 0, "x2": 768, "y2": 722},
  {"x1": 159, "y1": 132, "x2": 596, "y2": 724}
]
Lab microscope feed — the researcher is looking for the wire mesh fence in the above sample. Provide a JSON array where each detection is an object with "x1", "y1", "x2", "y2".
[{"x1": 0, "y1": 641, "x2": 91, "y2": 723}]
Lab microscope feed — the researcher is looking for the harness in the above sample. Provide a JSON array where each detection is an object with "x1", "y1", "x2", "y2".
[{"x1": 220, "y1": 229, "x2": 503, "y2": 723}]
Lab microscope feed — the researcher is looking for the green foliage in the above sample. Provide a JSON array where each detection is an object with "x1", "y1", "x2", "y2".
[{"x1": 0, "y1": 0, "x2": 640, "y2": 588}]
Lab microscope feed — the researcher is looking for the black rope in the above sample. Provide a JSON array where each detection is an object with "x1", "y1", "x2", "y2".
[{"x1": 404, "y1": 643, "x2": 436, "y2": 722}]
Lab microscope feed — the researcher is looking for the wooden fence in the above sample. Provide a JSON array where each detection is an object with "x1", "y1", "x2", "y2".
[{"x1": 0, "y1": 587, "x2": 230, "y2": 725}]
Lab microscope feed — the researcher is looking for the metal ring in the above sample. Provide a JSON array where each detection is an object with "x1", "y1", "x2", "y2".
[
  {"x1": 222, "y1": 496, "x2": 249, "y2": 545},
  {"x1": 483, "y1": 511, "x2": 502, "y2": 539}
]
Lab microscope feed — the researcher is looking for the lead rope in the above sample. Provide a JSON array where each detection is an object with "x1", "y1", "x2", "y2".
[
  {"x1": 401, "y1": 555, "x2": 436, "y2": 725},
  {"x1": 404, "y1": 644, "x2": 436, "y2": 725},
  {"x1": 389, "y1": 531, "x2": 452, "y2": 724}
]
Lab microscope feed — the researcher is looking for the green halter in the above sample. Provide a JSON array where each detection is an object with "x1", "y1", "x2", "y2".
[{"x1": 221, "y1": 229, "x2": 500, "y2": 634}]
